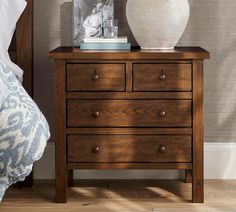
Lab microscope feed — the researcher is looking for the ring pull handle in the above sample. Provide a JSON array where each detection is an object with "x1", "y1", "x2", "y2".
[
  {"x1": 159, "y1": 70, "x2": 167, "y2": 81},
  {"x1": 92, "y1": 70, "x2": 100, "y2": 81}
]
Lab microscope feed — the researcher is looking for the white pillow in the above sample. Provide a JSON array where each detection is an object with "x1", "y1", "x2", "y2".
[{"x1": 0, "y1": 0, "x2": 27, "y2": 81}]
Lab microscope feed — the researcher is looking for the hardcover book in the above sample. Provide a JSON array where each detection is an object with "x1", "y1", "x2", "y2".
[
  {"x1": 83, "y1": 37, "x2": 128, "y2": 43},
  {"x1": 80, "y1": 42, "x2": 131, "y2": 50}
]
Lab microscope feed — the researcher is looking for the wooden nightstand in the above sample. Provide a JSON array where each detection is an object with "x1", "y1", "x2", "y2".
[{"x1": 49, "y1": 47, "x2": 209, "y2": 203}]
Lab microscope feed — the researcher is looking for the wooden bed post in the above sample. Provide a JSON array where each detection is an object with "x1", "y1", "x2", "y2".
[{"x1": 16, "y1": 0, "x2": 33, "y2": 96}]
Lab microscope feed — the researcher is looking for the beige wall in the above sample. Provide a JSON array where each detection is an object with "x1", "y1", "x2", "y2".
[{"x1": 34, "y1": 0, "x2": 236, "y2": 143}]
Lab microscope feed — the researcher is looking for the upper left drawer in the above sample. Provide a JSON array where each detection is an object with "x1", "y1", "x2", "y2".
[{"x1": 66, "y1": 64, "x2": 126, "y2": 91}]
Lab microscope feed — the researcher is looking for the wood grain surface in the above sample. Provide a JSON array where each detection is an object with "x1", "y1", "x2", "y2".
[
  {"x1": 67, "y1": 100, "x2": 192, "y2": 127},
  {"x1": 133, "y1": 64, "x2": 192, "y2": 91},
  {"x1": 67, "y1": 135, "x2": 192, "y2": 163},
  {"x1": 16, "y1": 0, "x2": 33, "y2": 96},
  {"x1": 49, "y1": 47, "x2": 209, "y2": 60},
  {"x1": 192, "y1": 59, "x2": 204, "y2": 203},
  {"x1": 66, "y1": 92, "x2": 193, "y2": 100},
  {"x1": 54, "y1": 60, "x2": 67, "y2": 203},
  {"x1": 52, "y1": 48, "x2": 208, "y2": 203},
  {"x1": 67, "y1": 64, "x2": 125, "y2": 91},
  {"x1": 2, "y1": 180, "x2": 236, "y2": 212}
]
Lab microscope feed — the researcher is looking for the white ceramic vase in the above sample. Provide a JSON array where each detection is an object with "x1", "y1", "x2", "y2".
[{"x1": 126, "y1": 0, "x2": 190, "y2": 49}]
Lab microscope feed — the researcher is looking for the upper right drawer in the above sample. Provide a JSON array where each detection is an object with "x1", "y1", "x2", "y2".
[{"x1": 133, "y1": 64, "x2": 192, "y2": 91}]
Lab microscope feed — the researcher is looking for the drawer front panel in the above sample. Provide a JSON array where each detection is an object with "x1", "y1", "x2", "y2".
[
  {"x1": 133, "y1": 64, "x2": 192, "y2": 91},
  {"x1": 67, "y1": 64, "x2": 125, "y2": 91},
  {"x1": 67, "y1": 135, "x2": 192, "y2": 163},
  {"x1": 67, "y1": 100, "x2": 192, "y2": 127}
]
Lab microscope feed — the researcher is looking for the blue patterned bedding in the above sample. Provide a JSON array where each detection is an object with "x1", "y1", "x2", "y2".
[{"x1": 0, "y1": 59, "x2": 50, "y2": 202}]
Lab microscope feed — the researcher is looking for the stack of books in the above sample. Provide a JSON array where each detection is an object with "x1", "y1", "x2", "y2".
[{"x1": 80, "y1": 37, "x2": 131, "y2": 50}]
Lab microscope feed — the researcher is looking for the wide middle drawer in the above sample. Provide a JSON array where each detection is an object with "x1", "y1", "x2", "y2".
[
  {"x1": 67, "y1": 63, "x2": 126, "y2": 91},
  {"x1": 67, "y1": 100, "x2": 192, "y2": 127}
]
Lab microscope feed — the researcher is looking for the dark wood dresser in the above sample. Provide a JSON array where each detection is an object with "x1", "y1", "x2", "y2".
[{"x1": 49, "y1": 47, "x2": 209, "y2": 203}]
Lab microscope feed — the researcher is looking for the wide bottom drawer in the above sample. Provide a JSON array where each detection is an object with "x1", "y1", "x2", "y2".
[{"x1": 67, "y1": 135, "x2": 192, "y2": 163}]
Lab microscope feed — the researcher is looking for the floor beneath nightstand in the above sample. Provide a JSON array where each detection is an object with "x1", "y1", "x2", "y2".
[{"x1": 1, "y1": 180, "x2": 235, "y2": 212}]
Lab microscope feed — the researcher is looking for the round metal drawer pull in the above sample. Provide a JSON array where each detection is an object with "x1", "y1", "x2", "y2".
[
  {"x1": 159, "y1": 74, "x2": 167, "y2": 81},
  {"x1": 159, "y1": 110, "x2": 166, "y2": 117},
  {"x1": 93, "y1": 146, "x2": 100, "y2": 153},
  {"x1": 93, "y1": 111, "x2": 100, "y2": 118},
  {"x1": 93, "y1": 74, "x2": 100, "y2": 81},
  {"x1": 159, "y1": 146, "x2": 166, "y2": 153}
]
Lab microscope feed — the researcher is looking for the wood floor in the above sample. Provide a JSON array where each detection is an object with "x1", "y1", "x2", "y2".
[{"x1": 0, "y1": 180, "x2": 236, "y2": 212}]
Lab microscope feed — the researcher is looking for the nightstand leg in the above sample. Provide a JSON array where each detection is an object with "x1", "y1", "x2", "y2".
[
  {"x1": 55, "y1": 168, "x2": 67, "y2": 203},
  {"x1": 68, "y1": 170, "x2": 74, "y2": 187},
  {"x1": 55, "y1": 60, "x2": 67, "y2": 203},
  {"x1": 185, "y1": 170, "x2": 192, "y2": 183},
  {"x1": 192, "y1": 60, "x2": 204, "y2": 203},
  {"x1": 192, "y1": 170, "x2": 204, "y2": 203}
]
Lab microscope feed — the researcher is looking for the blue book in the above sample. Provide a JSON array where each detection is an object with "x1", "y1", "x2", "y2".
[{"x1": 80, "y1": 42, "x2": 131, "y2": 50}]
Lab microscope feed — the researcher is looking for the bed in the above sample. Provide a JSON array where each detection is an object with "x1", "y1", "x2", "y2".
[
  {"x1": 0, "y1": 0, "x2": 50, "y2": 201},
  {"x1": 8, "y1": 0, "x2": 33, "y2": 187}
]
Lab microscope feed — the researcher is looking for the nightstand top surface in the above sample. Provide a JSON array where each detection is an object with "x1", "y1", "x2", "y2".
[{"x1": 49, "y1": 46, "x2": 210, "y2": 60}]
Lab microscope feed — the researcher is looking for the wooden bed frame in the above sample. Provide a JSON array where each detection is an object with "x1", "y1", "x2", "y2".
[{"x1": 9, "y1": 0, "x2": 33, "y2": 186}]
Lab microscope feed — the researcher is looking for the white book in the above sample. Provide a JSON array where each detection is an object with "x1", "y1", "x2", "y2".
[{"x1": 83, "y1": 37, "x2": 128, "y2": 43}]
